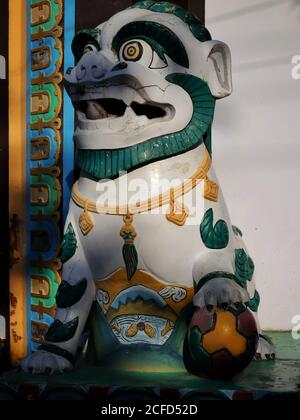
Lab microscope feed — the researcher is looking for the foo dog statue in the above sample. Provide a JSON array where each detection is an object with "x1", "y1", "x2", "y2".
[{"x1": 22, "y1": 1, "x2": 274, "y2": 375}]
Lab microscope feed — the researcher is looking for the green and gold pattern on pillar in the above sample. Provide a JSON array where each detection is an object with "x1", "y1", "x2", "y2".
[{"x1": 29, "y1": 0, "x2": 64, "y2": 349}]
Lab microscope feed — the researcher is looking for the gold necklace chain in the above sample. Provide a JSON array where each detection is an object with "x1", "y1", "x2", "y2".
[
  {"x1": 72, "y1": 149, "x2": 213, "y2": 215},
  {"x1": 71, "y1": 149, "x2": 219, "y2": 235}
]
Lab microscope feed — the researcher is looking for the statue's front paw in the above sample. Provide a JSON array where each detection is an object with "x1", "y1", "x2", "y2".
[
  {"x1": 20, "y1": 350, "x2": 73, "y2": 375},
  {"x1": 255, "y1": 335, "x2": 276, "y2": 360},
  {"x1": 193, "y1": 278, "x2": 249, "y2": 311}
]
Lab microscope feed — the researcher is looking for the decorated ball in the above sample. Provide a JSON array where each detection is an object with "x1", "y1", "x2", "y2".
[{"x1": 185, "y1": 306, "x2": 259, "y2": 379}]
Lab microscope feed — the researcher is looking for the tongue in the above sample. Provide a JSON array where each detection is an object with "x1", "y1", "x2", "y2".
[{"x1": 86, "y1": 100, "x2": 108, "y2": 120}]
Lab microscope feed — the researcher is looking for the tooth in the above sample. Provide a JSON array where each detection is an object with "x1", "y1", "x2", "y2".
[
  {"x1": 86, "y1": 101, "x2": 107, "y2": 120},
  {"x1": 124, "y1": 107, "x2": 137, "y2": 118}
]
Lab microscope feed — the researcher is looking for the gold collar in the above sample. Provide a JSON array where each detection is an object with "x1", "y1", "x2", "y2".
[{"x1": 71, "y1": 149, "x2": 218, "y2": 235}]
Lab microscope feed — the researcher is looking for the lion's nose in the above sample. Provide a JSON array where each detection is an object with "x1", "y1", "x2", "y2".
[{"x1": 75, "y1": 52, "x2": 112, "y2": 82}]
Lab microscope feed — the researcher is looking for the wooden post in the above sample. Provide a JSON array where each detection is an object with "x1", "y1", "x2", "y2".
[
  {"x1": 76, "y1": 0, "x2": 132, "y2": 28},
  {"x1": 8, "y1": 0, "x2": 28, "y2": 366},
  {"x1": 76, "y1": 0, "x2": 205, "y2": 29},
  {"x1": 131, "y1": 0, "x2": 189, "y2": 11},
  {"x1": 189, "y1": 0, "x2": 205, "y2": 24},
  {"x1": 0, "y1": 0, "x2": 10, "y2": 370}
]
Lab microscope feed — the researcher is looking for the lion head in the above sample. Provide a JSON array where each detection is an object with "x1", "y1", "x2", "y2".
[{"x1": 65, "y1": 1, "x2": 232, "y2": 180}]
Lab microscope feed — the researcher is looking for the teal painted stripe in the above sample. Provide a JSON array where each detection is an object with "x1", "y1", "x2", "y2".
[
  {"x1": 95, "y1": 149, "x2": 101, "y2": 179},
  {"x1": 131, "y1": 145, "x2": 139, "y2": 167},
  {"x1": 125, "y1": 147, "x2": 132, "y2": 170},
  {"x1": 151, "y1": 139, "x2": 162, "y2": 159},
  {"x1": 194, "y1": 111, "x2": 213, "y2": 124},
  {"x1": 137, "y1": 143, "x2": 145, "y2": 163},
  {"x1": 175, "y1": 133, "x2": 185, "y2": 150},
  {"x1": 112, "y1": 150, "x2": 119, "y2": 175},
  {"x1": 105, "y1": 151, "x2": 112, "y2": 177},
  {"x1": 87, "y1": 150, "x2": 93, "y2": 175},
  {"x1": 183, "y1": 76, "x2": 203, "y2": 91},
  {"x1": 143, "y1": 141, "x2": 151, "y2": 161},
  {"x1": 186, "y1": 125, "x2": 199, "y2": 144},
  {"x1": 180, "y1": 130, "x2": 193, "y2": 148},
  {"x1": 100, "y1": 151, "x2": 106, "y2": 178},
  {"x1": 91, "y1": 149, "x2": 97, "y2": 176},
  {"x1": 193, "y1": 117, "x2": 209, "y2": 132},
  {"x1": 163, "y1": 136, "x2": 172, "y2": 155},
  {"x1": 189, "y1": 85, "x2": 208, "y2": 97},
  {"x1": 118, "y1": 149, "x2": 125, "y2": 173},
  {"x1": 170, "y1": 134, "x2": 180, "y2": 154},
  {"x1": 192, "y1": 93, "x2": 213, "y2": 101}
]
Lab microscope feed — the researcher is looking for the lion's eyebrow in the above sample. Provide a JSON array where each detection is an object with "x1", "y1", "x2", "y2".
[{"x1": 112, "y1": 21, "x2": 189, "y2": 68}]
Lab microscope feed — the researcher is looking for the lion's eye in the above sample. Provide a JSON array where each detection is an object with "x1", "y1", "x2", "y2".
[
  {"x1": 122, "y1": 41, "x2": 143, "y2": 62},
  {"x1": 119, "y1": 39, "x2": 167, "y2": 70}
]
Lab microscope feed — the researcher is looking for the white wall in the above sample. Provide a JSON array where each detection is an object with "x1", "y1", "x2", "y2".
[{"x1": 206, "y1": 0, "x2": 300, "y2": 330}]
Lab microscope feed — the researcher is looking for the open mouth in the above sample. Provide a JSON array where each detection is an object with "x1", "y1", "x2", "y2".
[{"x1": 75, "y1": 98, "x2": 169, "y2": 121}]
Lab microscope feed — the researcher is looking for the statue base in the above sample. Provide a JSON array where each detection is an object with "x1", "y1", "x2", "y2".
[{"x1": 0, "y1": 333, "x2": 299, "y2": 400}]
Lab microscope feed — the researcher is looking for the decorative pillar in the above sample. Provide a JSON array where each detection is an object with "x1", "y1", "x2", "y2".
[{"x1": 27, "y1": 0, "x2": 75, "y2": 352}]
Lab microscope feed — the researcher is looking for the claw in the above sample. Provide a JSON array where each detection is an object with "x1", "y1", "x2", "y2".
[
  {"x1": 45, "y1": 367, "x2": 52, "y2": 375},
  {"x1": 255, "y1": 353, "x2": 262, "y2": 360}
]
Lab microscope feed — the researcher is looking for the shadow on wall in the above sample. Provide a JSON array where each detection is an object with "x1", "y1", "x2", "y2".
[
  {"x1": 0, "y1": 315, "x2": 5, "y2": 340},
  {"x1": 0, "y1": 55, "x2": 6, "y2": 79}
]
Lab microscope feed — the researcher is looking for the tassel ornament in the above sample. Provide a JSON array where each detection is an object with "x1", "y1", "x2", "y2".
[{"x1": 120, "y1": 214, "x2": 138, "y2": 281}]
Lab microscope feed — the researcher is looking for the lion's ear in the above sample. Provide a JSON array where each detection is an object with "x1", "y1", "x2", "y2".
[{"x1": 202, "y1": 40, "x2": 233, "y2": 99}]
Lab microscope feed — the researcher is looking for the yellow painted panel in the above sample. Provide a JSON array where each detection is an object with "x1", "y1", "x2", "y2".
[{"x1": 9, "y1": 0, "x2": 28, "y2": 366}]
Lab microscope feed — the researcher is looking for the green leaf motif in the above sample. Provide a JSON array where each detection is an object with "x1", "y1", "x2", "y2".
[
  {"x1": 235, "y1": 248, "x2": 255, "y2": 284},
  {"x1": 200, "y1": 209, "x2": 229, "y2": 250},
  {"x1": 56, "y1": 278, "x2": 87, "y2": 309},
  {"x1": 61, "y1": 223, "x2": 77, "y2": 264},
  {"x1": 249, "y1": 290, "x2": 260, "y2": 312},
  {"x1": 45, "y1": 317, "x2": 79, "y2": 343},
  {"x1": 232, "y1": 225, "x2": 243, "y2": 237}
]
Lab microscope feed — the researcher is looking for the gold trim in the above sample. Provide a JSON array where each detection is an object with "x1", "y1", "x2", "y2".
[
  {"x1": 31, "y1": 116, "x2": 62, "y2": 132},
  {"x1": 204, "y1": 177, "x2": 219, "y2": 202},
  {"x1": 31, "y1": 91, "x2": 51, "y2": 114},
  {"x1": 30, "y1": 137, "x2": 51, "y2": 160},
  {"x1": 31, "y1": 45, "x2": 51, "y2": 71},
  {"x1": 30, "y1": 184, "x2": 50, "y2": 206},
  {"x1": 31, "y1": 320, "x2": 49, "y2": 343},
  {"x1": 120, "y1": 214, "x2": 137, "y2": 244},
  {"x1": 166, "y1": 188, "x2": 189, "y2": 226},
  {"x1": 30, "y1": 1, "x2": 51, "y2": 27},
  {"x1": 30, "y1": 275, "x2": 51, "y2": 298},
  {"x1": 79, "y1": 205, "x2": 95, "y2": 236},
  {"x1": 72, "y1": 149, "x2": 214, "y2": 218}
]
